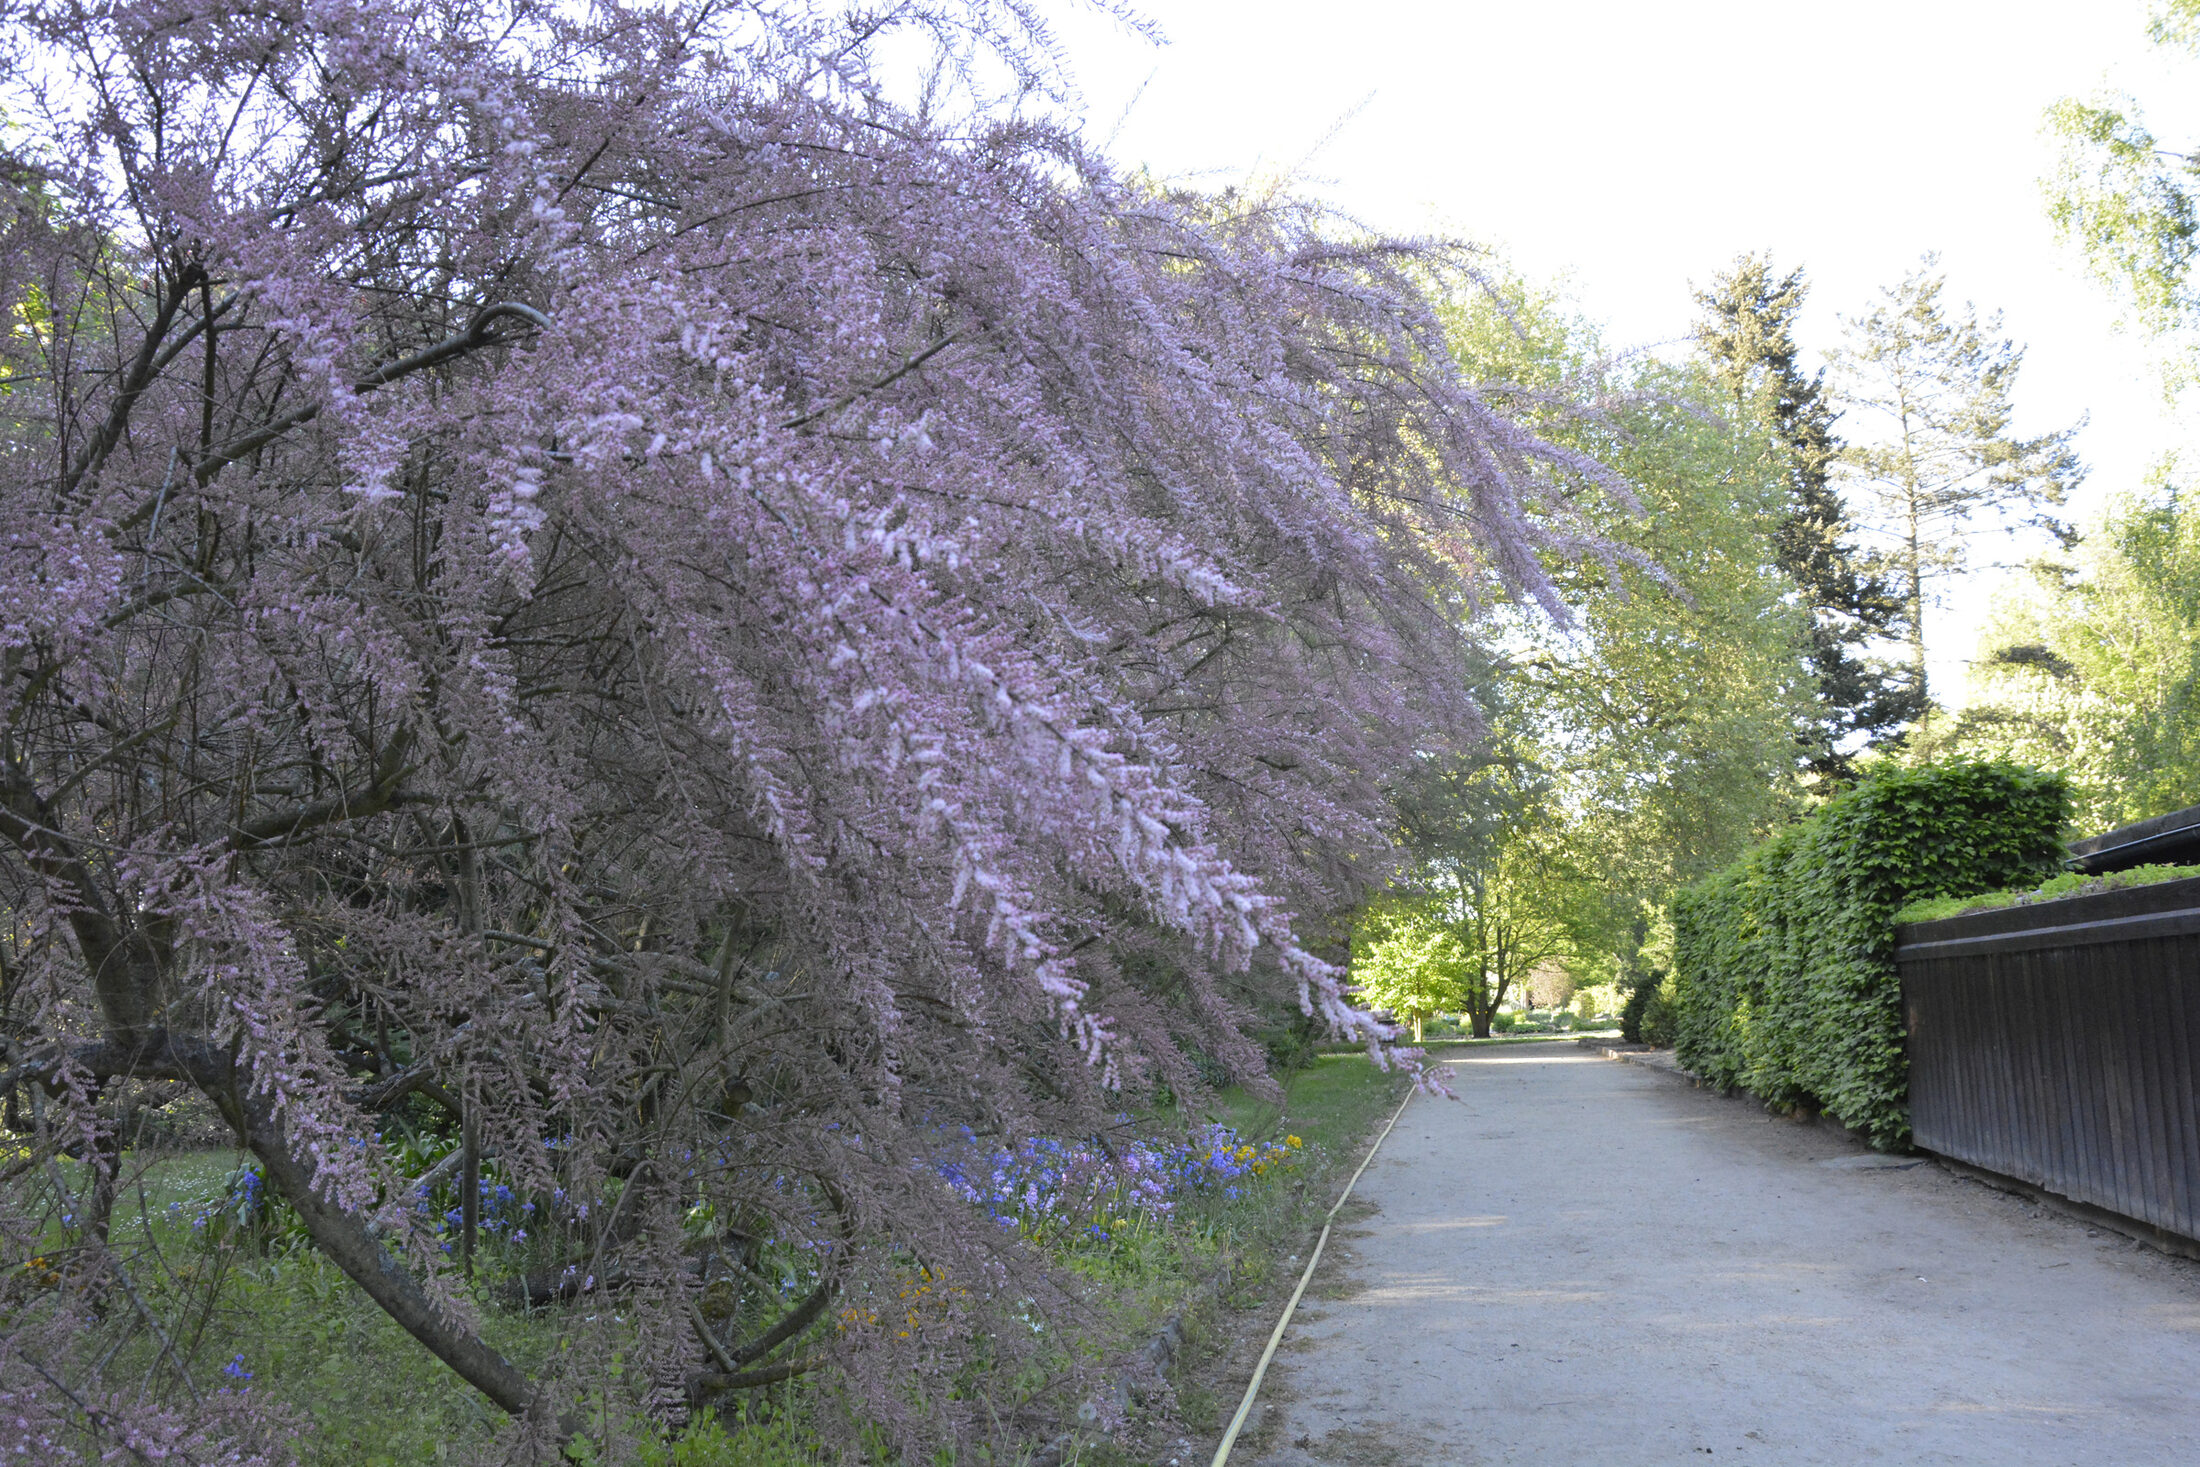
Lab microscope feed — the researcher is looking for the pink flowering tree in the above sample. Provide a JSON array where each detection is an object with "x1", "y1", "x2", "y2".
[{"x1": 0, "y1": 0, "x2": 1623, "y2": 1453}]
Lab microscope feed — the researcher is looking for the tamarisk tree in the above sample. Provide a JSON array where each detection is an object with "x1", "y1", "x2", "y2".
[{"x1": 0, "y1": 0, "x2": 1621, "y2": 1455}]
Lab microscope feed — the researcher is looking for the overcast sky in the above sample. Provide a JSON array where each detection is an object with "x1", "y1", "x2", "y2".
[{"x1": 1042, "y1": 0, "x2": 2195, "y2": 699}]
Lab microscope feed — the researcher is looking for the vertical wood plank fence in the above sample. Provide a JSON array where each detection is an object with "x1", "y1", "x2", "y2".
[{"x1": 1896, "y1": 875, "x2": 2200, "y2": 1244}]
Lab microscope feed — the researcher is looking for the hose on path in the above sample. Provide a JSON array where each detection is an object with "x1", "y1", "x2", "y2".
[{"x1": 1207, "y1": 1082, "x2": 1418, "y2": 1466}]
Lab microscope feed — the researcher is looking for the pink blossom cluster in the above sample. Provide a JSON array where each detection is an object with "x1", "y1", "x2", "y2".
[{"x1": 0, "y1": 0, "x2": 1613, "y2": 1453}]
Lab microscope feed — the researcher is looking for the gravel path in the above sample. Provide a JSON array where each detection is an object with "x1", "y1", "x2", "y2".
[{"x1": 1239, "y1": 1040, "x2": 2200, "y2": 1466}]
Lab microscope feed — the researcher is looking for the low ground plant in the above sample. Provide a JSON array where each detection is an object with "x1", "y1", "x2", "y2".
[
  {"x1": 10, "y1": 1055, "x2": 1403, "y2": 1464},
  {"x1": 1893, "y1": 862, "x2": 2200, "y2": 925}
]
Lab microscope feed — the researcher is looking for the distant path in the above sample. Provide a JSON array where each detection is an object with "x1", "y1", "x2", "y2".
[{"x1": 1241, "y1": 1041, "x2": 2200, "y2": 1466}]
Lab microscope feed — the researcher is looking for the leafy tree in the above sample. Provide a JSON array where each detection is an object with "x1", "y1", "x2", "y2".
[
  {"x1": 1387, "y1": 770, "x2": 1596, "y2": 1040},
  {"x1": 2046, "y1": 0, "x2": 2200, "y2": 358},
  {"x1": 1831, "y1": 260, "x2": 2085, "y2": 705},
  {"x1": 1694, "y1": 254, "x2": 1921, "y2": 777},
  {"x1": 1432, "y1": 803, "x2": 1599, "y2": 1039},
  {"x1": 1345, "y1": 275, "x2": 1820, "y2": 1038},
  {"x1": 1927, "y1": 480, "x2": 2200, "y2": 829},
  {"x1": 1443, "y1": 279, "x2": 1814, "y2": 889},
  {"x1": 1350, "y1": 900, "x2": 1469, "y2": 1042},
  {"x1": 0, "y1": 2, "x2": 1623, "y2": 1455}
]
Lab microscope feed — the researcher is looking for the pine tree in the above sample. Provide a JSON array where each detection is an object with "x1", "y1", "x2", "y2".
[
  {"x1": 1694, "y1": 254, "x2": 1922, "y2": 780},
  {"x1": 1832, "y1": 259, "x2": 2086, "y2": 706}
]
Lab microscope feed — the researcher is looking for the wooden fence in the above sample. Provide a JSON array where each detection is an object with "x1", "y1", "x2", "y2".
[{"x1": 1896, "y1": 875, "x2": 2200, "y2": 1244}]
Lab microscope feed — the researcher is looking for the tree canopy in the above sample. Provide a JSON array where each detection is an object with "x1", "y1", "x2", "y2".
[
  {"x1": 2047, "y1": 0, "x2": 2200, "y2": 360},
  {"x1": 1694, "y1": 255, "x2": 1919, "y2": 779},
  {"x1": 1345, "y1": 279, "x2": 1818, "y2": 1039},
  {"x1": 1929, "y1": 481, "x2": 2200, "y2": 830},
  {"x1": 0, "y1": 1, "x2": 1631, "y2": 1454}
]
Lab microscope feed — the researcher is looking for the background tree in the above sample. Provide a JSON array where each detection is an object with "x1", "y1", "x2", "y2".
[
  {"x1": 1350, "y1": 900, "x2": 1469, "y2": 1042},
  {"x1": 1381, "y1": 755, "x2": 1599, "y2": 1040},
  {"x1": 1438, "y1": 276, "x2": 1815, "y2": 987},
  {"x1": 1694, "y1": 254, "x2": 1921, "y2": 779},
  {"x1": 1926, "y1": 479, "x2": 2200, "y2": 830},
  {"x1": 1831, "y1": 259, "x2": 2085, "y2": 706},
  {"x1": 1438, "y1": 805, "x2": 1601, "y2": 1038},
  {"x1": 2046, "y1": 0, "x2": 2200, "y2": 370},
  {"x1": 1339, "y1": 273, "x2": 1820, "y2": 1041}
]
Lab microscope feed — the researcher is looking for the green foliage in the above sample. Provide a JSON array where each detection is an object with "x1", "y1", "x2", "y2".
[
  {"x1": 1671, "y1": 761, "x2": 2069, "y2": 1147},
  {"x1": 1639, "y1": 975, "x2": 1679, "y2": 1049},
  {"x1": 1619, "y1": 982, "x2": 1651, "y2": 1043},
  {"x1": 1349, "y1": 899, "x2": 1470, "y2": 1030},
  {"x1": 1892, "y1": 862, "x2": 2200, "y2": 925},
  {"x1": 1694, "y1": 254, "x2": 1918, "y2": 776},
  {"x1": 1409, "y1": 271, "x2": 1815, "y2": 1027},
  {"x1": 629, "y1": 1410, "x2": 822, "y2": 1467},
  {"x1": 1932, "y1": 484, "x2": 2200, "y2": 830},
  {"x1": 1619, "y1": 974, "x2": 1662, "y2": 1044},
  {"x1": 2046, "y1": 2, "x2": 2200, "y2": 349},
  {"x1": 1373, "y1": 712, "x2": 1608, "y2": 1037}
]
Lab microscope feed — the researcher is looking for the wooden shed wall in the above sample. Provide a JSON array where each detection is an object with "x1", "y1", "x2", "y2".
[{"x1": 1897, "y1": 877, "x2": 2200, "y2": 1242}]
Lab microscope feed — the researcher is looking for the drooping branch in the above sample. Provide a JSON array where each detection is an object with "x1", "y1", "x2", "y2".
[
  {"x1": 194, "y1": 303, "x2": 551, "y2": 485},
  {"x1": 235, "y1": 1088, "x2": 537, "y2": 1416},
  {"x1": 689, "y1": 1354, "x2": 821, "y2": 1400},
  {"x1": 0, "y1": 766, "x2": 158, "y2": 1037},
  {"x1": 724, "y1": 1272, "x2": 836, "y2": 1368},
  {"x1": 229, "y1": 728, "x2": 417, "y2": 849},
  {"x1": 61, "y1": 262, "x2": 206, "y2": 499}
]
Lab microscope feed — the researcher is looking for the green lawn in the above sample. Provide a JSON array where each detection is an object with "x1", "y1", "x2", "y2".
[{"x1": 13, "y1": 1055, "x2": 1409, "y2": 1465}]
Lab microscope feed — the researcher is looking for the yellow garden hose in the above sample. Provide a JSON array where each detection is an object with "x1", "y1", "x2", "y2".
[{"x1": 1208, "y1": 1083, "x2": 1418, "y2": 1466}]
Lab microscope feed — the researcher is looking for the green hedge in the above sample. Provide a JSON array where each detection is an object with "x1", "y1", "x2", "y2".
[{"x1": 1671, "y1": 761, "x2": 2068, "y2": 1148}]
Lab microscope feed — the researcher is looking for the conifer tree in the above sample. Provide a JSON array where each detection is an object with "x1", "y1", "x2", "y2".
[
  {"x1": 1694, "y1": 255, "x2": 1921, "y2": 778},
  {"x1": 1832, "y1": 259, "x2": 2086, "y2": 706}
]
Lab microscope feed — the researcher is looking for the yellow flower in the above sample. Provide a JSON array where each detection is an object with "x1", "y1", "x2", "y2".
[{"x1": 1285, "y1": 1135, "x2": 1302, "y2": 1149}]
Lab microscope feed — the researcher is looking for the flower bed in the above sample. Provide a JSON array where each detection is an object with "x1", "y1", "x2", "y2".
[{"x1": 935, "y1": 1124, "x2": 1303, "y2": 1248}]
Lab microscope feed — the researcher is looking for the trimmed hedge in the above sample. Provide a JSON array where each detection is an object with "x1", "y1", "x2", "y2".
[{"x1": 1671, "y1": 761, "x2": 2068, "y2": 1148}]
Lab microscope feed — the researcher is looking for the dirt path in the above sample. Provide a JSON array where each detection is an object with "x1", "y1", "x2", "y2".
[{"x1": 1234, "y1": 1041, "x2": 2200, "y2": 1466}]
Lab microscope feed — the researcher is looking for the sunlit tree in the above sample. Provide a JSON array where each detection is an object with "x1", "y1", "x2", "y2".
[
  {"x1": 1695, "y1": 254, "x2": 1919, "y2": 778},
  {"x1": 2047, "y1": 0, "x2": 2200, "y2": 368},
  {"x1": 1831, "y1": 261, "x2": 2084, "y2": 706},
  {"x1": 1931, "y1": 481, "x2": 2200, "y2": 829},
  {"x1": 1350, "y1": 902, "x2": 1469, "y2": 1042}
]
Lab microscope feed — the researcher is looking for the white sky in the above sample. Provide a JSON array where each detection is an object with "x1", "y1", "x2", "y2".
[{"x1": 1043, "y1": 0, "x2": 2198, "y2": 700}]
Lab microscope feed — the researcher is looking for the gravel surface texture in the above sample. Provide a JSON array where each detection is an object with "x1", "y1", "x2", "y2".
[{"x1": 1236, "y1": 1040, "x2": 2200, "y2": 1466}]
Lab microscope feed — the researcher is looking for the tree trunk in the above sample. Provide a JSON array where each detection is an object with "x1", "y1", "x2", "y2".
[
  {"x1": 83, "y1": 1116, "x2": 124, "y2": 1250},
  {"x1": 237, "y1": 1088, "x2": 536, "y2": 1416}
]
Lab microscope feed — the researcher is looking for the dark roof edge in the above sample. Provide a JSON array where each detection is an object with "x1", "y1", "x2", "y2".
[{"x1": 2067, "y1": 803, "x2": 2200, "y2": 874}]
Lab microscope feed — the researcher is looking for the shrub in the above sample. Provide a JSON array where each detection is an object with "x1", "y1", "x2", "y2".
[
  {"x1": 1620, "y1": 972, "x2": 1664, "y2": 1043},
  {"x1": 1490, "y1": 1013, "x2": 1517, "y2": 1033},
  {"x1": 1639, "y1": 975, "x2": 1679, "y2": 1048},
  {"x1": 1671, "y1": 761, "x2": 2068, "y2": 1147}
]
